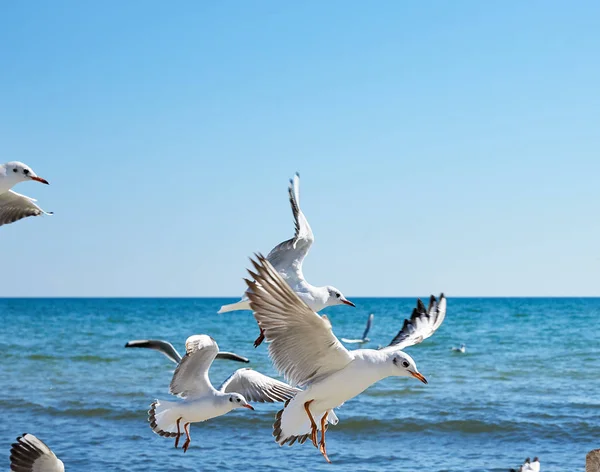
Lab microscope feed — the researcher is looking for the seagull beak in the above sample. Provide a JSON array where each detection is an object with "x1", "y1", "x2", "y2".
[
  {"x1": 341, "y1": 298, "x2": 356, "y2": 307},
  {"x1": 31, "y1": 176, "x2": 49, "y2": 185},
  {"x1": 243, "y1": 404, "x2": 254, "y2": 411},
  {"x1": 410, "y1": 371, "x2": 428, "y2": 384}
]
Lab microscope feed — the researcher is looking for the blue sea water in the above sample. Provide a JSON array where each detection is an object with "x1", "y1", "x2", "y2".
[{"x1": 0, "y1": 297, "x2": 598, "y2": 471}]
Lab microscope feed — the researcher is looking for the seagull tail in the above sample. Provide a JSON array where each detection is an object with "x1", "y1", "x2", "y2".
[
  {"x1": 148, "y1": 400, "x2": 181, "y2": 437},
  {"x1": 217, "y1": 299, "x2": 251, "y2": 314}
]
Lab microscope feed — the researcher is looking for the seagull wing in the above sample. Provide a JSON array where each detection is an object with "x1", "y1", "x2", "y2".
[
  {"x1": 219, "y1": 368, "x2": 301, "y2": 403},
  {"x1": 10, "y1": 434, "x2": 64, "y2": 472},
  {"x1": 382, "y1": 294, "x2": 447, "y2": 351},
  {"x1": 245, "y1": 254, "x2": 353, "y2": 387},
  {"x1": 125, "y1": 339, "x2": 182, "y2": 364},
  {"x1": 362, "y1": 314, "x2": 374, "y2": 340},
  {"x1": 169, "y1": 335, "x2": 219, "y2": 398},
  {"x1": 215, "y1": 351, "x2": 250, "y2": 363},
  {"x1": 0, "y1": 190, "x2": 52, "y2": 227},
  {"x1": 265, "y1": 173, "x2": 314, "y2": 285}
]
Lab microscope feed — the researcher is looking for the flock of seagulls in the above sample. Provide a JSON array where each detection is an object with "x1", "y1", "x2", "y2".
[{"x1": 4, "y1": 165, "x2": 541, "y2": 470}]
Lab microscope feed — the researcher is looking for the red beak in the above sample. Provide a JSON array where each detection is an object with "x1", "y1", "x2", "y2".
[
  {"x1": 410, "y1": 371, "x2": 428, "y2": 384},
  {"x1": 243, "y1": 404, "x2": 254, "y2": 410},
  {"x1": 31, "y1": 176, "x2": 49, "y2": 185},
  {"x1": 341, "y1": 299, "x2": 356, "y2": 307}
]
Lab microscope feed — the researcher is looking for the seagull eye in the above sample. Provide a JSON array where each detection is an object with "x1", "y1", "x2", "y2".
[
  {"x1": 402, "y1": 360, "x2": 410, "y2": 368},
  {"x1": 237, "y1": 399, "x2": 240, "y2": 403},
  {"x1": 336, "y1": 293, "x2": 340, "y2": 298},
  {"x1": 23, "y1": 169, "x2": 29, "y2": 175}
]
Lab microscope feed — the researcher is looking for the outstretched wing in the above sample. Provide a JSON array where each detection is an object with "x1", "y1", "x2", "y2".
[
  {"x1": 383, "y1": 294, "x2": 446, "y2": 351},
  {"x1": 362, "y1": 314, "x2": 374, "y2": 341},
  {"x1": 125, "y1": 339, "x2": 182, "y2": 364},
  {"x1": 245, "y1": 254, "x2": 353, "y2": 387},
  {"x1": 265, "y1": 173, "x2": 314, "y2": 284},
  {"x1": 169, "y1": 335, "x2": 219, "y2": 397},
  {"x1": 0, "y1": 190, "x2": 52, "y2": 227},
  {"x1": 10, "y1": 433, "x2": 64, "y2": 472},
  {"x1": 219, "y1": 368, "x2": 300, "y2": 402}
]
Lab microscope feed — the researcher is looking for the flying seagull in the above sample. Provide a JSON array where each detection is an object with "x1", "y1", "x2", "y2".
[
  {"x1": 245, "y1": 254, "x2": 446, "y2": 463},
  {"x1": 10, "y1": 433, "x2": 64, "y2": 472},
  {"x1": 341, "y1": 314, "x2": 374, "y2": 344},
  {"x1": 0, "y1": 162, "x2": 51, "y2": 227},
  {"x1": 218, "y1": 173, "x2": 354, "y2": 347},
  {"x1": 149, "y1": 334, "x2": 300, "y2": 452},
  {"x1": 125, "y1": 339, "x2": 249, "y2": 363}
]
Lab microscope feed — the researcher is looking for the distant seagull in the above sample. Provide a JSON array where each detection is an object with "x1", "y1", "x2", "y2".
[
  {"x1": 511, "y1": 457, "x2": 540, "y2": 472},
  {"x1": 10, "y1": 433, "x2": 64, "y2": 472},
  {"x1": 341, "y1": 314, "x2": 374, "y2": 344},
  {"x1": 218, "y1": 173, "x2": 354, "y2": 346},
  {"x1": 125, "y1": 339, "x2": 249, "y2": 364},
  {"x1": 0, "y1": 162, "x2": 51, "y2": 227},
  {"x1": 149, "y1": 334, "x2": 300, "y2": 452},
  {"x1": 245, "y1": 254, "x2": 446, "y2": 463},
  {"x1": 451, "y1": 343, "x2": 466, "y2": 354}
]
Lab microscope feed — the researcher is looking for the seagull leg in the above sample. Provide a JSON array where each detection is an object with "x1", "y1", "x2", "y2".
[
  {"x1": 182, "y1": 422, "x2": 191, "y2": 453},
  {"x1": 253, "y1": 328, "x2": 265, "y2": 348},
  {"x1": 319, "y1": 412, "x2": 331, "y2": 463},
  {"x1": 174, "y1": 417, "x2": 182, "y2": 448},
  {"x1": 303, "y1": 400, "x2": 318, "y2": 448}
]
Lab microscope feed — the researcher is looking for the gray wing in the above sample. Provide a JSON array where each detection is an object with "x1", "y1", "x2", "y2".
[
  {"x1": 124, "y1": 340, "x2": 249, "y2": 364},
  {"x1": 10, "y1": 434, "x2": 65, "y2": 472},
  {"x1": 382, "y1": 294, "x2": 447, "y2": 352},
  {"x1": 0, "y1": 190, "x2": 52, "y2": 227},
  {"x1": 219, "y1": 368, "x2": 301, "y2": 402},
  {"x1": 361, "y1": 314, "x2": 374, "y2": 341},
  {"x1": 125, "y1": 339, "x2": 182, "y2": 363},
  {"x1": 265, "y1": 173, "x2": 314, "y2": 284},
  {"x1": 245, "y1": 254, "x2": 353, "y2": 387},
  {"x1": 169, "y1": 335, "x2": 219, "y2": 397}
]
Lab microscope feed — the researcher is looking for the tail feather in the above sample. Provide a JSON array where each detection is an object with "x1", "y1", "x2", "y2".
[
  {"x1": 148, "y1": 400, "x2": 181, "y2": 438},
  {"x1": 218, "y1": 299, "x2": 251, "y2": 314},
  {"x1": 273, "y1": 399, "x2": 335, "y2": 447}
]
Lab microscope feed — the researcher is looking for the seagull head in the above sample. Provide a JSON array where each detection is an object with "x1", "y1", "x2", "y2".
[
  {"x1": 227, "y1": 393, "x2": 254, "y2": 411},
  {"x1": 325, "y1": 286, "x2": 355, "y2": 308},
  {"x1": 4, "y1": 162, "x2": 49, "y2": 185},
  {"x1": 392, "y1": 352, "x2": 427, "y2": 384}
]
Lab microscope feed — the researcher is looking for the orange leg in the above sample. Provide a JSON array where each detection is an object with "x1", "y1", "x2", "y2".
[
  {"x1": 182, "y1": 423, "x2": 191, "y2": 453},
  {"x1": 174, "y1": 417, "x2": 182, "y2": 448},
  {"x1": 319, "y1": 412, "x2": 331, "y2": 463},
  {"x1": 303, "y1": 400, "x2": 318, "y2": 448}
]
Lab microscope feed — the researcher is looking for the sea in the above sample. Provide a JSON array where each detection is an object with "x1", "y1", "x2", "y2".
[{"x1": 0, "y1": 297, "x2": 598, "y2": 471}]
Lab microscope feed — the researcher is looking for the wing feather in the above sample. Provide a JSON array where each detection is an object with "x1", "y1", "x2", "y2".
[
  {"x1": 0, "y1": 190, "x2": 52, "y2": 227},
  {"x1": 169, "y1": 335, "x2": 219, "y2": 397},
  {"x1": 219, "y1": 368, "x2": 300, "y2": 403}
]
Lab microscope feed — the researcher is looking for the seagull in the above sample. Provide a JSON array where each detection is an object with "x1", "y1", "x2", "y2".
[
  {"x1": 218, "y1": 173, "x2": 354, "y2": 347},
  {"x1": 451, "y1": 343, "x2": 466, "y2": 353},
  {"x1": 10, "y1": 433, "x2": 64, "y2": 472},
  {"x1": 245, "y1": 254, "x2": 446, "y2": 463},
  {"x1": 511, "y1": 457, "x2": 540, "y2": 472},
  {"x1": 124, "y1": 339, "x2": 250, "y2": 363},
  {"x1": 341, "y1": 314, "x2": 374, "y2": 344},
  {"x1": 0, "y1": 162, "x2": 51, "y2": 227},
  {"x1": 148, "y1": 334, "x2": 301, "y2": 452}
]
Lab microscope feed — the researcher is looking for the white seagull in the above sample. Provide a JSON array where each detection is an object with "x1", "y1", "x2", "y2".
[
  {"x1": 0, "y1": 162, "x2": 51, "y2": 227},
  {"x1": 218, "y1": 173, "x2": 354, "y2": 347},
  {"x1": 341, "y1": 314, "x2": 374, "y2": 344},
  {"x1": 511, "y1": 457, "x2": 540, "y2": 472},
  {"x1": 451, "y1": 343, "x2": 466, "y2": 353},
  {"x1": 124, "y1": 339, "x2": 250, "y2": 363},
  {"x1": 245, "y1": 254, "x2": 446, "y2": 463},
  {"x1": 10, "y1": 433, "x2": 64, "y2": 472},
  {"x1": 149, "y1": 334, "x2": 301, "y2": 452}
]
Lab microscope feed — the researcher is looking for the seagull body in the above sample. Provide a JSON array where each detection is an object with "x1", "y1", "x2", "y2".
[
  {"x1": 341, "y1": 313, "x2": 374, "y2": 344},
  {"x1": 451, "y1": 343, "x2": 466, "y2": 353},
  {"x1": 218, "y1": 174, "x2": 354, "y2": 333},
  {"x1": 10, "y1": 433, "x2": 64, "y2": 472},
  {"x1": 511, "y1": 457, "x2": 540, "y2": 472},
  {"x1": 124, "y1": 339, "x2": 249, "y2": 364},
  {"x1": 0, "y1": 162, "x2": 51, "y2": 227},
  {"x1": 245, "y1": 255, "x2": 446, "y2": 462},
  {"x1": 149, "y1": 334, "x2": 299, "y2": 452}
]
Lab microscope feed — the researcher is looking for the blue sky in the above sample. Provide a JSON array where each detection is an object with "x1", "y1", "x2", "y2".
[{"x1": 1, "y1": 1, "x2": 599, "y2": 296}]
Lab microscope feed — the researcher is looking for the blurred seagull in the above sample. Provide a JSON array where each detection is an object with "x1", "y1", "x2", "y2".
[
  {"x1": 341, "y1": 314, "x2": 374, "y2": 344},
  {"x1": 218, "y1": 174, "x2": 354, "y2": 347},
  {"x1": 451, "y1": 343, "x2": 466, "y2": 354},
  {"x1": 0, "y1": 161, "x2": 51, "y2": 227},
  {"x1": 125, "y1": 339, "x2": 249, "y2": 363},
  {"x1": 10, "y1": 433, "x2": 64, "y2": 472}
]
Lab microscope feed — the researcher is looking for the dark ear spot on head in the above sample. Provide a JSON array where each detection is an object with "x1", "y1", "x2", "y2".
[
  {"x1": 392, "y1": 357, "x2": 398, "y2": 366},
  {"x1": 13, "y1": 168, "x2": 17, "y2": 173},
  {"x1": 229, "y1": 397, "x2": 232, "y2": 402}
]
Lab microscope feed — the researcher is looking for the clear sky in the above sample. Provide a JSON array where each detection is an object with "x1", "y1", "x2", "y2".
[{"x1": 1, "y1": 1, "x2": 599, "y2": 297}]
